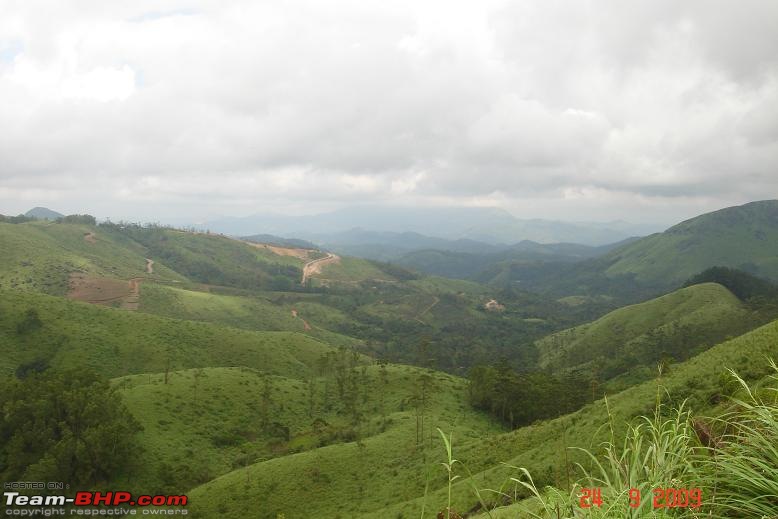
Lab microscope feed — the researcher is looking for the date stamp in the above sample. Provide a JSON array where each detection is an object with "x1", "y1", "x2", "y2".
[{"x1": 579, "y1": 487, "x2": 702, "y2": 509}]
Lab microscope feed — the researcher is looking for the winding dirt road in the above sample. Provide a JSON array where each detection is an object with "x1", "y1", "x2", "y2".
[
  {"x1": 301, "y1": 253, "x2": 339, "y2": 285},
  {"x1": 146, "y1": 258, "x2": 154, "y2": 274}
]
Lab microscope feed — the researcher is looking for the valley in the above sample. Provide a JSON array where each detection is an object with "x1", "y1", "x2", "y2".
[{"x1": 2, "y1": 200, "x2": 778, "y2": 518}]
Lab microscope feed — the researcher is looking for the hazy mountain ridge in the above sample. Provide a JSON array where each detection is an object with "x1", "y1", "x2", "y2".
[
  {"x1": 200, "y1": 206, "x2": 658, "y2": 246},
  {"x1": 495, "y1": 200, "x2": 778, "y2": 302},
  {"x1": 24, "y1": 207, "x2": 64, "y2": 220}
]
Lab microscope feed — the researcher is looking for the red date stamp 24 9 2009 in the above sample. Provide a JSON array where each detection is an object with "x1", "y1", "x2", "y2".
[{"x1": 579, "y1": 487, "x2": 702, "y2": 509}]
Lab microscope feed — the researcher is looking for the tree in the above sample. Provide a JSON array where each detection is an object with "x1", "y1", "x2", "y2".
[{"x1": 0, "y1": 370, "x2": 141, "y2": 486}]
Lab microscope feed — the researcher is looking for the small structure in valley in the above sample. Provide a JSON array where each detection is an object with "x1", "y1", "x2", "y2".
[{"x1": 484, "y1": 299, "x2": 505, "y2": 312}]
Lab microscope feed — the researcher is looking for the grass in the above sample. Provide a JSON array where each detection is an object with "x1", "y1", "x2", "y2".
[
  {"x1": 352, "y1": 316, "x2": 778, "y2": 517},
  {"x1": 4, "y1": 208, "x2": 778, "y2": 518},
  {"x1": 698, "y1": 364, "x2": 778, "y2": 518},
  {"x1": 475, "y1": 364, "x2": 778, "y2": 518},
  {"x1": 535, "y1": 283, "x2": 756, "y2": 383},
  {"x1": 138, "y1": 283, "x2": 360, "y2": 348},
  {"x1": 185, "y1": 365, "x2": 504, "y2": 518},
  {"x1": 113, "y1": 225, "x2": 305, "y2": 290},
  {"x1": 0, "y1": 221, "x2": 184, "y2": 294},
  {"x1": 0, "y1": 289, "x2": 336, "y2": 379},
  {"x1": 600, "y1": 200, "x2": 778, "y2": 288},
  {"x1": 116, "y1": 364, "x2": 505, "y2": 500},
  {"x1": 310, "y1": 256, "x2": 397, "y2": 284},
  {"x1": 144, "y1": 316, "x2": 778, "y2": 518}
]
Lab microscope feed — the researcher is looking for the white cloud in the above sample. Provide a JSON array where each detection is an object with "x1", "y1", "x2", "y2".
[{"x1": 0, "y1": 0, "x2": 776, "y2": 223}]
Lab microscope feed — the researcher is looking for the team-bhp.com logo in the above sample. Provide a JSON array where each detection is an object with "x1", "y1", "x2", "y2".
[{"x1": 4, "y1": 491, "x2": 188, "y2": 516}]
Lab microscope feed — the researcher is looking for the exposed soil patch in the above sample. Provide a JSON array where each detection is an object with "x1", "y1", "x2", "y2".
[
  {"x1": 243, "y1": 241, "x2": 312, "y2": 260},
  {"x1": 83, "y1": 232, "x2": 96, "y2": 244},
  {"x1": 146, "y1": 258, "x2": 154, "y2": 274},
  {"x1": 484, "y1": 299, "x2": 505, "y2": 312},
  {"x1": 291, "y1": 308, "x2": 312, "y2": 331},
  {"x1": 68, "y1": 273, "x2": 141, "y2": 310},
  {"x1": 301, "y1": 253, "x2": 340, "y2": 285}
]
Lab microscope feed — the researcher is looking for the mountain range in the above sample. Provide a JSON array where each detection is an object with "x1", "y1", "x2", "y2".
[{"x1": 201, "y1": 206, "x2": 661, "y2": 246}]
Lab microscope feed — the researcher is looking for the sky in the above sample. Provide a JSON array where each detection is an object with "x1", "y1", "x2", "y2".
[{"x1": 1, "y1": 0, "x2": 777, "y2": 225}]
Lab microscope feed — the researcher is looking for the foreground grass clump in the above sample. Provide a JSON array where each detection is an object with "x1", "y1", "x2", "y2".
[
  {"x1": 463, "y1": 363, "x2": 778, "y2": 518},
  {"x1": 699, "y1": 364, "x2": 778, "y2": 519}
]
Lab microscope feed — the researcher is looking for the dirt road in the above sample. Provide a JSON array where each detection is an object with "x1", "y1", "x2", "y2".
[
  {"x1": 291, "y1": 309, "x2": 312, "y2": 331},
  {"x1": 414, "y1": 296, "x2": 439, "y2": 325},
  {"x1": 146, "y1": 258, "x2": 154, "y2": 274},
  {"x1": 301, "y1": 253, "x2": 339, "y2": 285}
]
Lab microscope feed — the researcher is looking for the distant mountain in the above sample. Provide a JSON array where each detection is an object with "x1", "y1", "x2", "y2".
[
  {"x1": 24, "y1": 207, "x2": 64, "y2": 220},
  {"x1": 395, "y1": 238, "x2": 634, "y2": 280},
  {"x1": 516, "y1": 200, "x2": 778, "y2": 300},
  {"x1": 309, "y1": 229, "x2": 507, "y2": 261},
  {"x1": 201, "y1": 206, "x2": 657, "y2": 246}
]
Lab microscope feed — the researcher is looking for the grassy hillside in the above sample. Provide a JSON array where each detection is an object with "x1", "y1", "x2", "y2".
[
  {"x1": 111, "y1": 224, "x2": 305, "y2": 291},
  {"x1": 0, "y1": 289, "x2": 335, "y2": 379},
  {"x1": 138, "y1": 283, "x2": 360, "y2": 347},
  {"x1": 516, "y1": 200, "x2": 778, "y2": 301},
  {"x1": 0, "y1": 221, "x2": 184, "y2": 294},
  {"x1": 308, "y1": 255, "x2": 400, "y2": 285},
  {"x1": 604, "y1": 200, "x2": 778, "y2": 284},
  {"x1": 116, "y1": 363, "x2": 504, "y2": 496},
  {"x1": 3, "y1": 204, "x2": 778, "y2": 518},
  {"x1": 1, "y1": 219, "x2": 591, "y2": 375},
  {"x1": 534, "y1": 283, "x2": 765, "y2": 386},
  {"x1": 187, "y1": 316, "x2": 778, "y2": 518}
]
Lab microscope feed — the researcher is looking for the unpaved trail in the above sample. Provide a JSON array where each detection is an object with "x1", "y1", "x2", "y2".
[
  {"x1": 290, "y1": 309, "x2": 312, "y2": 331},
  {"x1": 145, "y1": 258, "x2": 154, "y2": 274},
  {"x1": 414, "y1": 296, "x2": 440, "y2": 325},
  {"x1": 419, "y1": 296, "x2": 439, "y2": 317},
  {"x1": 301, "y1": 253, "x2": 339, "y2": 285},
  {"x1": 84, "y1": 232, "x2": 96, "y2": 244},
  {"x1": 123, "y1": 278, "x2": 142, "y2": 310}
]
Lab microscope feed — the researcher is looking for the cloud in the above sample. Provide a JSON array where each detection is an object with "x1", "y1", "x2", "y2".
[{"x1": 0, "y1": 0, "x2": 776, "y2": 223}]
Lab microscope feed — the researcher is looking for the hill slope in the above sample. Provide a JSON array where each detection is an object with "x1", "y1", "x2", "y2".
[
  {"x1": 603, "y1": 199, "x2": 778, "y2": 285},
  {"x1": 0, "y1": 221, "x2": 185, "y2": 294},
  {"x1": 535, "y1": 283, "x2": 764, "y2": 386},
  {"x1": 512, "y1": 200, "x2": 778, "y2": 300},
  {"x1": 187, "y1": 316, "x2": 778, "y2": 518},
  {"x1": 0, "y1": 289, "x2": 335, "y2": 379},
  {"x1": 24, "y1": 207, "x2": 64, "y2": 220}
]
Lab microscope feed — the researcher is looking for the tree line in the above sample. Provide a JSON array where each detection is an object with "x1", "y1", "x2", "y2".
[{"x1": 467, "y1": 364, "x2": 591, "y2": 428}]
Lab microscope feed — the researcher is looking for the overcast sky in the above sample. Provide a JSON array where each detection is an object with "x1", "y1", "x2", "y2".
[{"x1": 1, "y1": 0, "x2": 777, "y2": 225}]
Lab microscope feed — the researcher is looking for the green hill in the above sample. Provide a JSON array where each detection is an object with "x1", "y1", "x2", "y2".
[
  {"x1": 3, "y1": 204, "x2": 778, "y2": 517},
  {"x1": 0, "y1": 289, "x2": 335, "y2": 379},
  {"x1": 186, "y1": 316, "x2": 778, "y2": 518},
  {"x1": 111, "y1": 224, "x2": 305, "y2": 291},
  {"x1": 115, "y1": 363, "x2": 504, "y2": 495},
  {"x1": 498, "y1": 200, "x2": 778, "y2": 302},
  {"x1": 534, "y1": 283, "x2": 766, "y2": 386},
  {"x1": 603, "y1": 199, "x2": 778, "y2": 284},
  {"x1": 0, "y1": 220, "x2": 184, "y2": 294}
]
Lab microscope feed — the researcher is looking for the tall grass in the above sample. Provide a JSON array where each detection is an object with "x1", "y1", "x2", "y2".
[
  {"x1": 440, "y1": 362, "x2": 778, "y2": 518},
  {"x1": 700, "y1": 361, "x2": 778, "y2": 518}
]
